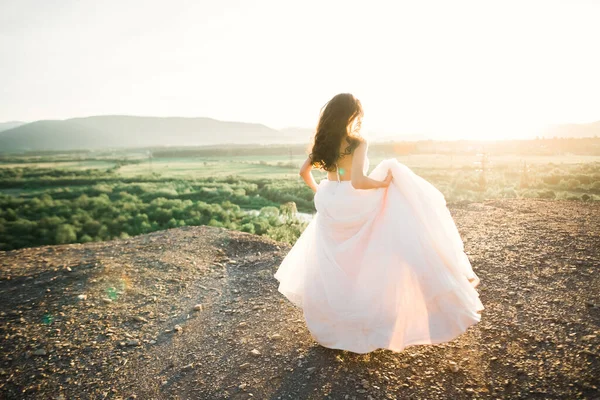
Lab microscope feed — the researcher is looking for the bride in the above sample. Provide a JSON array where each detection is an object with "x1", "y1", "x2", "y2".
[{"x1": 274, "y1": 93, "x2": 484, "y2": 354}]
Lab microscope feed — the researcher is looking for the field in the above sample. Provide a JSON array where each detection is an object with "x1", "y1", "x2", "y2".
[{"x1": 1, "y1": 138, "x2": 599, "y2": 251}]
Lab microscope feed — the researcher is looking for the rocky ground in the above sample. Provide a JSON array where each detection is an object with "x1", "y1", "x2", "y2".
[{"x1": 0, "y1": 199, "x2": 598, "y2": 400}]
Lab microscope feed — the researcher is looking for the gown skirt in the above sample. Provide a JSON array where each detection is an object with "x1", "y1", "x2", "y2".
[{"x1": 273, "y1": 158, "x2": 484, "y2": 354}]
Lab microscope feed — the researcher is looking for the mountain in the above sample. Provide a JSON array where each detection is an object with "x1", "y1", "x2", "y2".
[
  {"x1": 278, "y1": 127, "x2": 315, "y2": 143},
  {"x1": 0, "y1": 116, "x2": 306, "y2": 152},
  {"x1": 0, "y1": 121, "x2": 26, "y2": 132},
  {"x1": 542, "y1": 120, "x2": 600, "y2": 138}
]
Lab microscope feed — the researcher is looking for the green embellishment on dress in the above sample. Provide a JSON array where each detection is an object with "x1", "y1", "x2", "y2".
[{"x1": 339, "y1": 168, "x2": 345, "y2": 176}]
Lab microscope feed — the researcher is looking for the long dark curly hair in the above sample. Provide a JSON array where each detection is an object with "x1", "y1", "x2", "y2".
[{"x1": 309, "y1": 93, "x2": 364, "y2": 172}]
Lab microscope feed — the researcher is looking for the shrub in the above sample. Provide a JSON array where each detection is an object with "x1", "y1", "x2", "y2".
[
  {"x1": 252, "y1": 219, "x2": 271, "y2": 235},
  {"x1": 501, "y1": 188, "x2": 518, "y2": 198},
  {"x1": 55, "y1": 224, "x2": 77, "y2": 244},
  {"x1": 208, "y1": 219, "x2": 224, "y2": 227},
  {"x1": 567, "y1": 179, "x2": 581, "y2": 189},
  {"x1": 520, "y1": 189, "x2": 539, "y2": 198},
  {"x1": 241, "y1": 223, "x2": 255, "y2": 234},
  {"x1": 266, "y1": 221, "x2": 307, "y2": 244},
  {"x1": 542, "y1": 175, "x2": 561, "y2": 185},
  {"x1": 259, "y1": 206, "x2": 280, "y2": 218},
  {"x1": 538, "y1": 190, "x2": 556, "y2": 199}
]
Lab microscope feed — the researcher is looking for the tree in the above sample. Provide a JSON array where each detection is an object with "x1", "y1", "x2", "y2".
[
  {"x1": 280, "y1": 202, "x2": 298, "y2": 222},
  {"x1": 55, "y1": 224, "x2": 77, "y2": 244}
]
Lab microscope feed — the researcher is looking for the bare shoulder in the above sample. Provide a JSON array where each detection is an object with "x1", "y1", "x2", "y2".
[{"x1": 355, "y1": 138, "x2": 368, "y2": 152}]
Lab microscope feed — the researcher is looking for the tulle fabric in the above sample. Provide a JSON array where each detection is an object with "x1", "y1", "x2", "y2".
[{"x1": 274, "y1": 158, "x2": 484, "y2": 354}]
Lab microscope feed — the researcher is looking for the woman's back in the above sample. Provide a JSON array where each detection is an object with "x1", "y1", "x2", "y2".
[{"x1": 325, "y1": 140, "x2": 369, "y2": 182}]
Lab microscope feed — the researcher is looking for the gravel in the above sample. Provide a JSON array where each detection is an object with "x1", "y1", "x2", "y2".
[{"x1": 0, "y1": 199, "x2": 598, "y2": 399}]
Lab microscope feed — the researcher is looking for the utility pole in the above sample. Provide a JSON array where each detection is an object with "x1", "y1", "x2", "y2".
[
  {"x1": 475, "y1": 152, "x2": 488, "y2": 192},
  {"x1": 289, "y1": 147, "x2": 294, "y2": 179},
  {"x1": 520, "y1": 160, "x2": 529, "y2": 188}
]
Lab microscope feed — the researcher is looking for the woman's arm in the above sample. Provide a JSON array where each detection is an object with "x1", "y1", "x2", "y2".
[
  {"x1": 299, "y1": 157, "x2": 319, "y2": 193},
  {"x1": 351, "y1": 141, "x2": 392, "y2": 190}
]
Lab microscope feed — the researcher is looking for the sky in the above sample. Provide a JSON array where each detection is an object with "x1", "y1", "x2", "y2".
[{"x1": 1, "y1": 0, "x2": 599, "y2": 140}]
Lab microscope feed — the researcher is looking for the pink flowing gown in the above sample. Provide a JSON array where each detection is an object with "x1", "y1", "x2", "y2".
[{"x1": 274, "y1": 157, "x2": 484, "y2": 354}]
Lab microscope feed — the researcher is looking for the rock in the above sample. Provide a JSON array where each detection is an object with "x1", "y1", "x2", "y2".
[
  {"x1": 193, "y1": 304, "x2": 203, "y2": 312},
  {"x1": 76, "y1": 294, "x2": 87, "y2": 300},
  {"x1": 270, "y1": 333, "x2": 283, "y2": 340},
  {"x1": 32, "y1": 348, "x2": 47, "y2": 356},
  {"x1": 582, "y1": 334, "x2": 597, "y2": 341},
  {"x1": 239, "y1": 362, "x2": 250, "y2": 369},
  {"x1": 133, "y1": 316, "x2": 148, "y2": 323},
  {"x1": 182, "y1": 363, "x2": 194, "y2": 371},
  {"x1": 102, "y1": 298, "x2": 113, "y2": 304},
  {"x1": 174, "y1": 325, "x2": 183, "y2": 333},
  {"x1": 250, "y1": 349, "x2": 261, "y2": 356},
  {"x1": 448, "y1": 361, "x2": 459, "y2": 372},
  {"x1": 126, "y1": 339, "x2": 141, "y2": 347}
]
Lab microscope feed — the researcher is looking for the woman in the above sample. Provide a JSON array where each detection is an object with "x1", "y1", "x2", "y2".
[{"x1": 274, "y1": 93, "x2": 484, "y2": 354}]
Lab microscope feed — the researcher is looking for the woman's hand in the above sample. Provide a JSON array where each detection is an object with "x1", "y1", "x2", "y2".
[
  {"x1": 351, "y1": 142, "x2": 394, "y2": 190},
  {"x1": 381, "y1": 170, "x2": 393, "y2": 187}
]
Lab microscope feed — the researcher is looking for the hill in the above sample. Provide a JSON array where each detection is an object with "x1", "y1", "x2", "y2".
[
  {"x1": 0, "y1": 121, "x2": 25, "y2": 132},
  {"x1": 0, "y1": 199, "x2": 598, "y2": 399},
  {"x1": 542, "y1": 120, "x2": 600, "y2": 138},
  {"x1": 0, "y1": 116, "x2": 306, "y2": 152}
]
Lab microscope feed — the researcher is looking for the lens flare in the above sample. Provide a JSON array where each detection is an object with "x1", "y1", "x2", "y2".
[
  {"x1": 106, "y1": 274, "x2": 132, "y2": 300},
  {"x1": 42, "y1": 314, "x2": 54, "y2": 325}
]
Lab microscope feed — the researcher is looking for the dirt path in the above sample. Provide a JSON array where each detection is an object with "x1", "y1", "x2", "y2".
[{"x1": 1, "y1": 199, "x2": 598, "y2": 399}]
